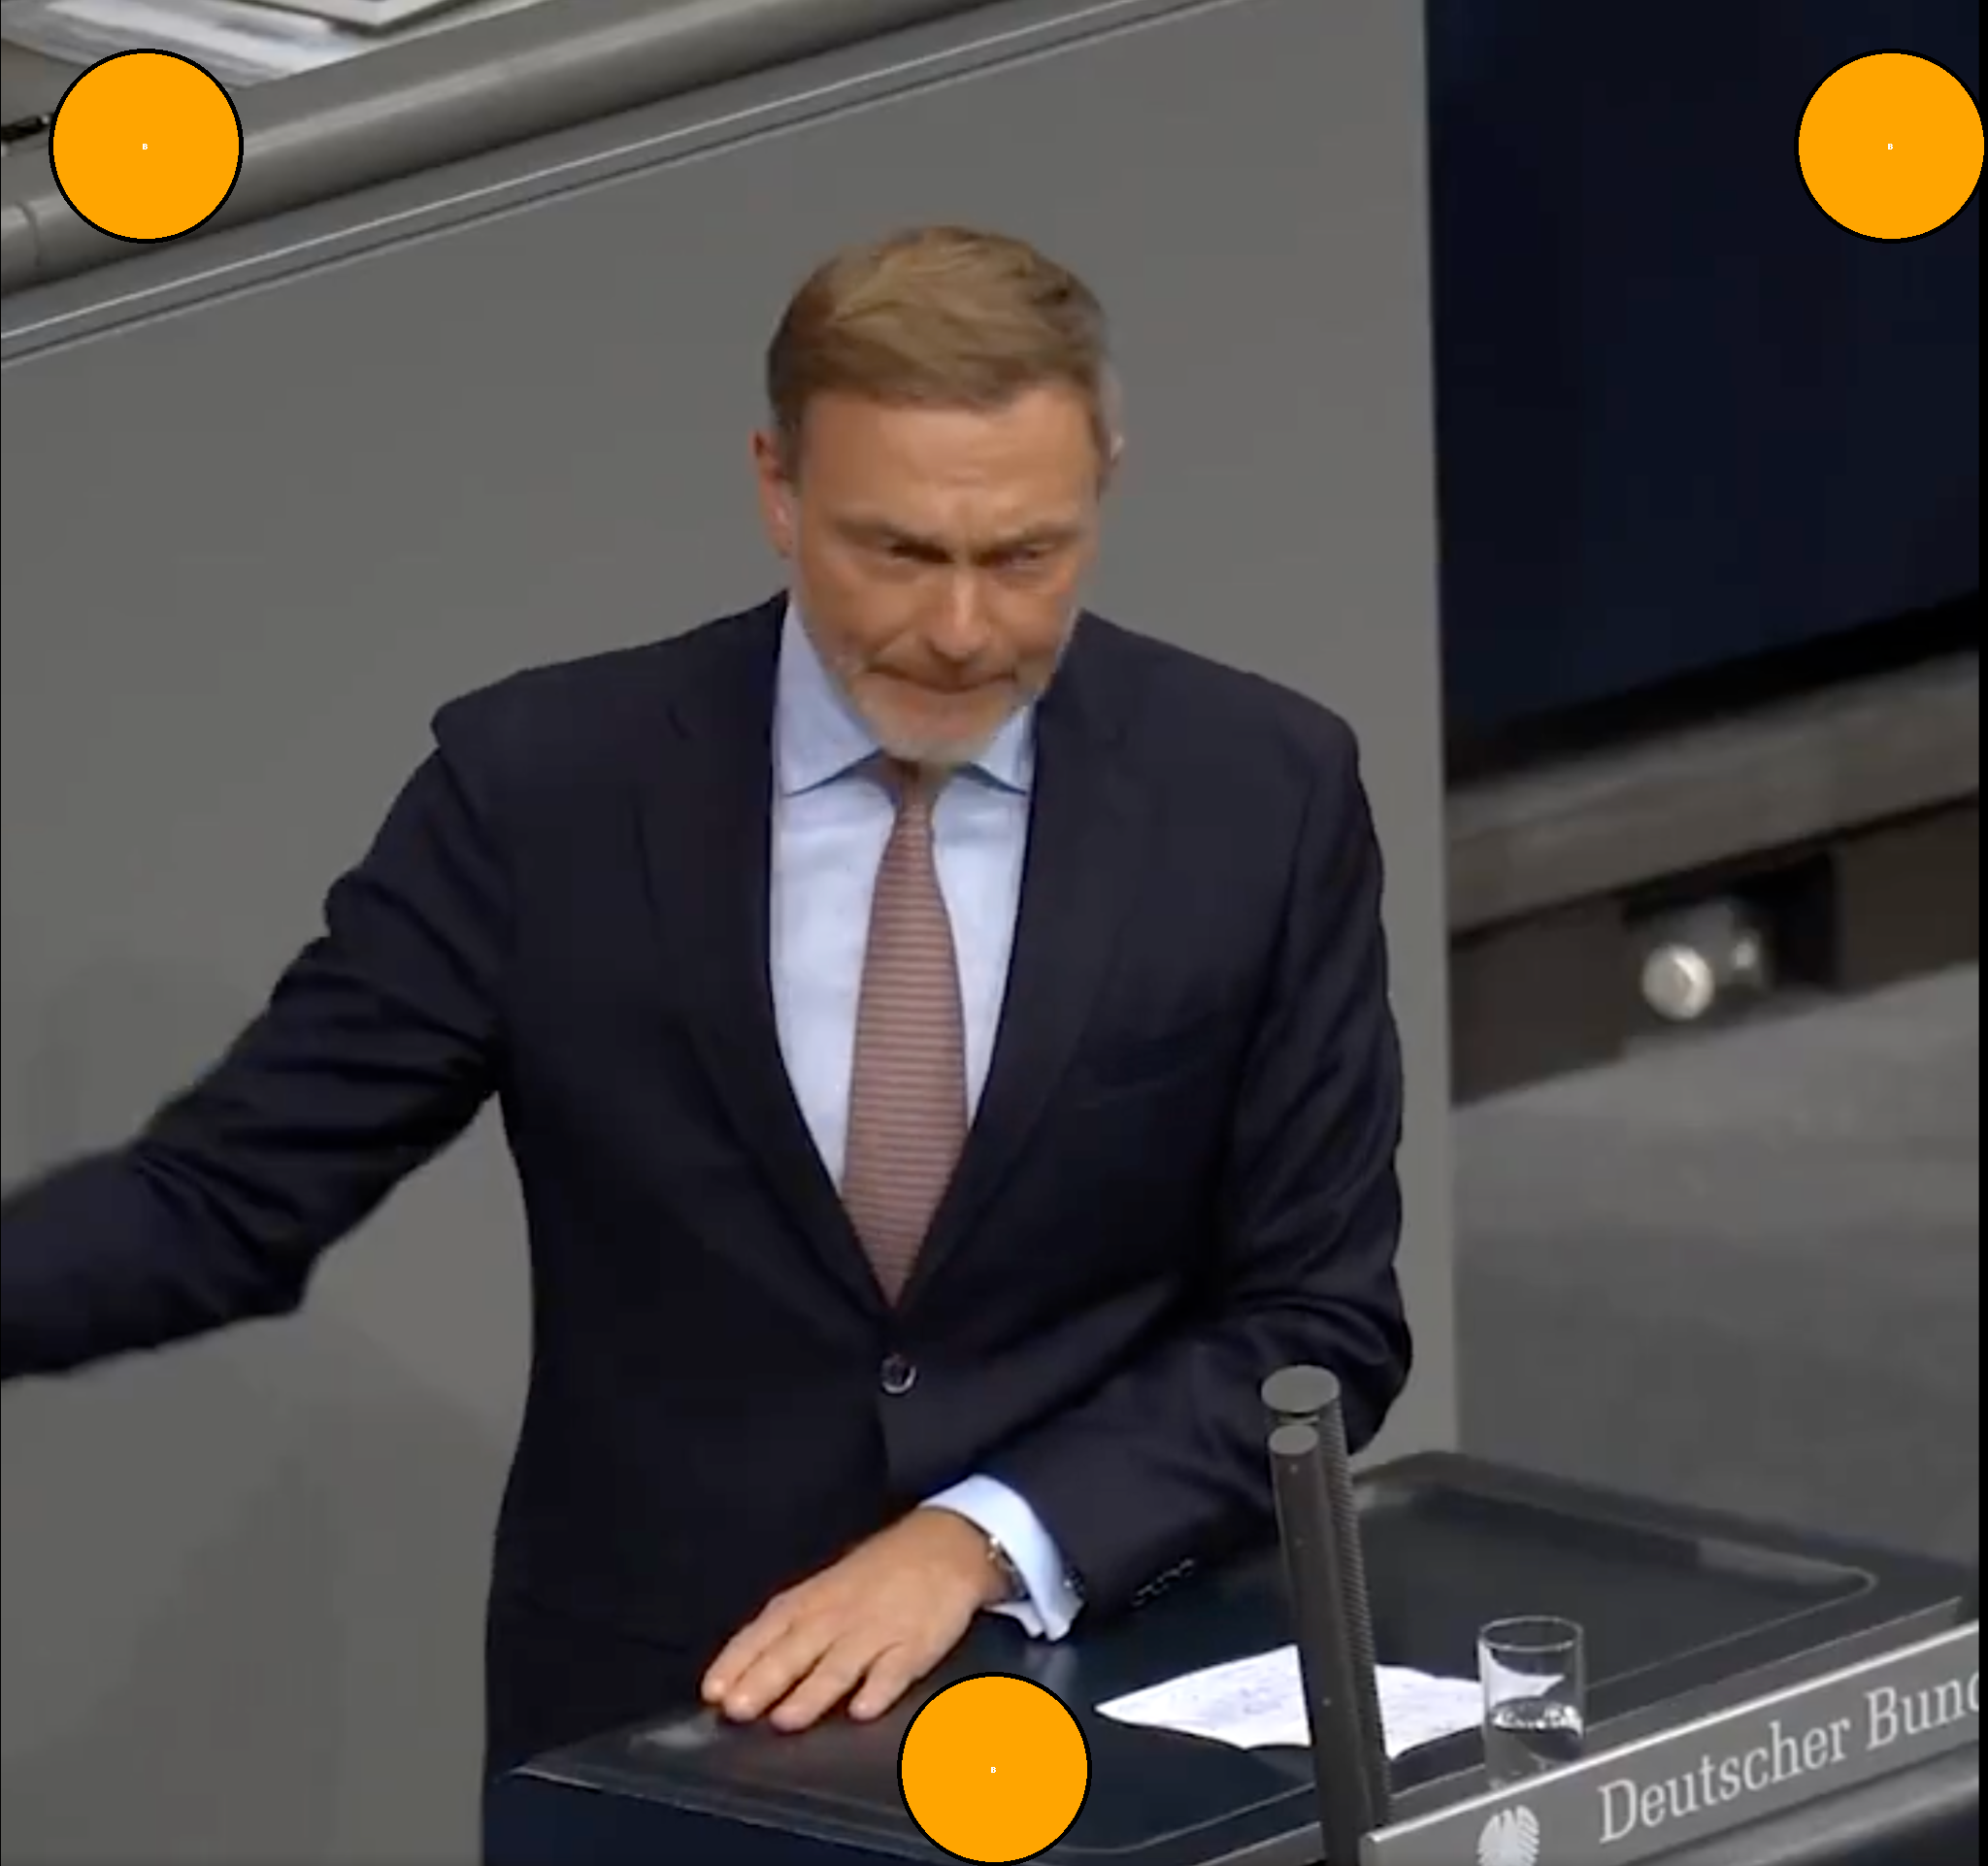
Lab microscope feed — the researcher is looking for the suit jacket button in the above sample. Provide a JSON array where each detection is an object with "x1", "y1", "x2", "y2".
[{"x1": 880, "y1": 1354, "x2": 917, "y2": 1396}]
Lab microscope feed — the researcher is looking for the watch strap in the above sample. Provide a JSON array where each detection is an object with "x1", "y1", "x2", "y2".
[{"x1": 983, "y1": 1530, "x2": 1027, "y2": 1604}]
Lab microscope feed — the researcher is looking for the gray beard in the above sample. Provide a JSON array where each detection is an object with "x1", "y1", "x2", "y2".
[
  {"x1": 867, "y1": 718, "x2": 1003, "y2": 772},
  {"x1": 819, "y1": 611, "x2": 1077, "y2": 770}
]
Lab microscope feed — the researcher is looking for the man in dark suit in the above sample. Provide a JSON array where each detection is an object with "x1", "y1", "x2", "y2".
[{"x1": 0, "y1": 225, "x2": 1410, "y2": 1782}]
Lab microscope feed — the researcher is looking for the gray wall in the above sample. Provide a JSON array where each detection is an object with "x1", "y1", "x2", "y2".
[{"x1": 0, "y1": 0, "x2": 1451, "y2": 1857}]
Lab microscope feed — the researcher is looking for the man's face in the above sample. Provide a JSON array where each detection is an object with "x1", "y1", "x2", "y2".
[{"x1": 752, "y1": 385, "x2": 1106, "y2": 767}]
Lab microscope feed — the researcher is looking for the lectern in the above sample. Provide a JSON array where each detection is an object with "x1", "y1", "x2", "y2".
[{"x1": 488, "y1": 1449, "x2": 1976, "y2": 1864}]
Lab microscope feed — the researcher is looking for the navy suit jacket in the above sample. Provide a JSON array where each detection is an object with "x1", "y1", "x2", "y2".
[{"x1": 0, "y1": 595, "x2": 1410, "y2": 1773}]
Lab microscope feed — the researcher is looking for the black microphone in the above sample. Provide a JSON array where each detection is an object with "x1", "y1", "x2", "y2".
[{"x1": 1264, "y1": 1365, "x2": 1391, "y2": 1862}]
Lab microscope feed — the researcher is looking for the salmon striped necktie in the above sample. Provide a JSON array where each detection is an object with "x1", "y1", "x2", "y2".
[{"x1": 842, "y1": 759, "x2": 968, "y2": 1300}]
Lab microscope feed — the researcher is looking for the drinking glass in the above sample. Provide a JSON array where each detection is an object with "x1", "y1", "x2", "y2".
[{"x1": 1478, "y1": 1616, "x2": 1586, "y2": 1785}]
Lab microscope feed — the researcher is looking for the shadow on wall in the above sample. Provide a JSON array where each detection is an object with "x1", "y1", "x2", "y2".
[
  {"x1": 1, "y1": 955, "x2": 515, "y2": 1863},
  {"x1": 5, "y1": 955, "x2": 281, "y2": 1171},
  {"x1": 0, "y1": 1322, "x2": 505, "y2": 1864}
]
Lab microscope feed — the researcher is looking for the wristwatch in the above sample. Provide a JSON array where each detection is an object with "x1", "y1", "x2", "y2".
[{"x1": 982, "y1": 1530, "x2": 1028, "y2": 1604}]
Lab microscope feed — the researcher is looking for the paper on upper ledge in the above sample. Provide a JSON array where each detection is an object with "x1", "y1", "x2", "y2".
[
  {"x1": 1098, "y1": 1647, "x2": 1483, "y2": 1758},
  {"x1": 0, "y1": 0, "x2": 549, "y2": 84}
]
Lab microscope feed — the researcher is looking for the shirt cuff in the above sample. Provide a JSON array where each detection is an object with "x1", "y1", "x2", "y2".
[{"x1": 925, "y1": 1475, "x2": 1083, "y2": 1641}]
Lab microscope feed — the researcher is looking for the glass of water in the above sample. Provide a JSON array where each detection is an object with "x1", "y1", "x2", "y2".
[{"x1": 1478, "y1": 1616, "x2": 1586, "y2": 1785}]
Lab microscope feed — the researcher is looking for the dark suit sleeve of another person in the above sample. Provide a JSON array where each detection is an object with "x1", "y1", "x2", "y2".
[
  {"x1": 0, "y1": 706, "x2": 511, "y2": 1382},
  {"x1": 984, "y1": 716, "x2": 1408, "y2": 1615}
]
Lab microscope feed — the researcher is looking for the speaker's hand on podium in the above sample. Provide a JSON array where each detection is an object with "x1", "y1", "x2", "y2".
[{"x1": 699, "y1": 1506, "x2": 1004, "y2": 1733}]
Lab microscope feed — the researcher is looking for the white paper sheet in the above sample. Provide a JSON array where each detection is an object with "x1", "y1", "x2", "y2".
[
  {"x1": 1097, "y1": 1647, "x2": 1483, "y2": 1758},
  {"x1": 4, "y1": 0, "x2": 358, "y2": 82},
  {"x1": 1, "y1": 0, "x2": 549, "y2": 84}
]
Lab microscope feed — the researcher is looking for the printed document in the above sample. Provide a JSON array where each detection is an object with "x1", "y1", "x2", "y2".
[{"x1": 1098, "y1": 1647, "x2": 1482, "y2": 1757}]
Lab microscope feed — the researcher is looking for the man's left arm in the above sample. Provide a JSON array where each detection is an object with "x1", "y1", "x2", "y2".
[
  {"x1": 925, "y1": 1473, "x2": 1082, "y2": 1637},
  {"x1": 978, "y1": 716, "x2": 1410, "y2": 1618}
]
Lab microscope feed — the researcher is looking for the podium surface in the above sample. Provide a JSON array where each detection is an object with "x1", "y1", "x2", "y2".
[{"x1": 487, "y1": 1454, "x2": 1973, "y2": 1863}]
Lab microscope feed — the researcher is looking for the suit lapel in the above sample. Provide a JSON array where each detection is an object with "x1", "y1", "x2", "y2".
[
  {"x1": 633, "y1": 599, "x2": 887, "y2": 1321},
  {"x1": 903, "y1": 618, "x2": 1149, "y2": 1304}
]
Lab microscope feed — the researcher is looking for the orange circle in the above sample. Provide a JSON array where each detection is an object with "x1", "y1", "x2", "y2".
[
  {"x1": 899, "y1": 1674, "x2": 1089, "y2": 1863},
  {"x1": 50, "y1": 51, "x2": 243, "y2": 244},
  {"x1": 1799, "y1": 51, "x2": 1982, "y2": 240}
]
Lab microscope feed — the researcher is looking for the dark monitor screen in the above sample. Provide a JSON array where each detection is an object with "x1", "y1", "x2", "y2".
[{"x1": 1429, "y1": 0, "x2": 1979, "y2": 733}]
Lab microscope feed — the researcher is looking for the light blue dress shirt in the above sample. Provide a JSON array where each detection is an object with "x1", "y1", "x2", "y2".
[{"x1": 767, "y1": 604, "x2": 1081, "y2": 1641}]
